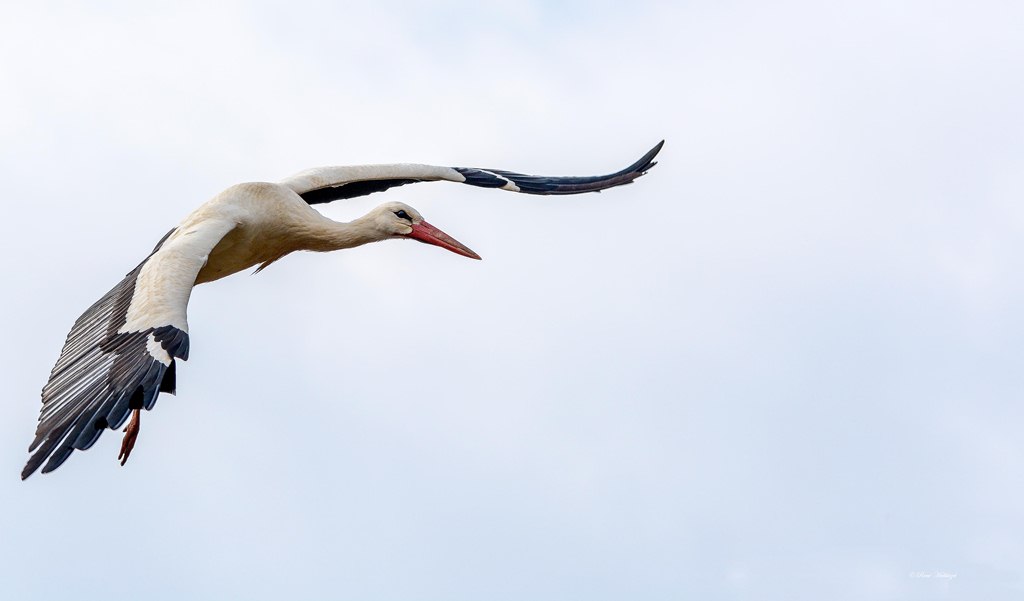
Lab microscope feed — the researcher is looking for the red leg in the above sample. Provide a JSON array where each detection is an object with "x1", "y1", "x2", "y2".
[{"x1": 118, "y1": 409, "x2": 141, "y2": 466}]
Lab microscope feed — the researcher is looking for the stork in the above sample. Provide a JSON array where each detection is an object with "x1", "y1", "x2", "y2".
[{"x1": 22, "y1": 141, "x2": 664, "y2": 479}]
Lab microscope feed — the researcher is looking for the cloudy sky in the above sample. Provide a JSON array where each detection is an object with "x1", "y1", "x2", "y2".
[{"x1": 2, "y1": 1, "x2": 1023, "y2": 599}]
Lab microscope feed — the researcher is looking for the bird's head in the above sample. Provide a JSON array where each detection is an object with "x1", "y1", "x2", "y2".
[{"x1": 368, "y1": 202, "x2": 481, "y2": 260}]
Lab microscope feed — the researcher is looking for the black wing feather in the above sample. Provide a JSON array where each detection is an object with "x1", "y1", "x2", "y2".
[
  {"x1": 301, "y1": 178, "x2": 420, "y2": 205},
  {"x1": 457, "y1": 140, "x2": 663, "y2": 195},
  {"x1": 22, "y1": 230, "x2": 189, "y2": 479}
]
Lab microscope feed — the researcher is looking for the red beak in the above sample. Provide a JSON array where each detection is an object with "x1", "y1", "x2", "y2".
[{"x1": 405, "y1": 221, "x2": 481, "y2": 260}]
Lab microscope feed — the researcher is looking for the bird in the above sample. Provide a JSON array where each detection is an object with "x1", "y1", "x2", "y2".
[{"x1": 21, "y1": 140, "x2": 664, "y2": 480}]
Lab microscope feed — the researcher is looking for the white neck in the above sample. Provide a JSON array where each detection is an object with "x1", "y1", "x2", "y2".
[{"x1": 299, "y1": 213, "x2": 387, "y2": 253}]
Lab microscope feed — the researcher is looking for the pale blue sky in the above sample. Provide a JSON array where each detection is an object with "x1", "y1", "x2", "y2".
[{"x1": 1, "y1": 1, "x2": 1023, "y2": 599}]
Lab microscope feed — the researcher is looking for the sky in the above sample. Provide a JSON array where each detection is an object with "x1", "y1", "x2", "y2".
[{"x1": 1, "y1": 1, "x2": 1023, "y2": 599}]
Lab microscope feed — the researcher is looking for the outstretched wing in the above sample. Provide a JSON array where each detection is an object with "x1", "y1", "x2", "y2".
[
  {"x1": 22, "y1": 218, "x2": 236, "y2": 479},
  {"x1": 281, "y1": 140, "x2": 664, "y2": 205}
]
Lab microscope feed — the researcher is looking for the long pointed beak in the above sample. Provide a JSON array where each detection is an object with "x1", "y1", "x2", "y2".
[{"x1": 405, "y1": 221, "x2": 482, "y2": 260}]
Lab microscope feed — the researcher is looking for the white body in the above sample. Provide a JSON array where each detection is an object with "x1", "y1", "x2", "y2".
[{"x1": 128, "y1": 182, "x2": 395, "y2": 335}]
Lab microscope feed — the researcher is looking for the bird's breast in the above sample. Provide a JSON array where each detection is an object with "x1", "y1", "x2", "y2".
[{"x1": 195, "y1": 223, "x2": 297, "y2": 284}]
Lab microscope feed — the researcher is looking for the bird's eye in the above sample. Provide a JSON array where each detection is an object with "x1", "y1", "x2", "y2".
[{"x1": 393, "y1": 210, "x2": 411, "y2": 221}]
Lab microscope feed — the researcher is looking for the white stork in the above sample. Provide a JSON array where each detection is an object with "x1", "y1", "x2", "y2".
[{"x1": 22, "y1": 141, "x2": 664, "y2": 479}]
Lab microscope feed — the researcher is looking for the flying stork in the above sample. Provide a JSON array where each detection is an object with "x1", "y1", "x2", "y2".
[{"x1": 22, "y1": 141, "x2": 664, "y2": 479}]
